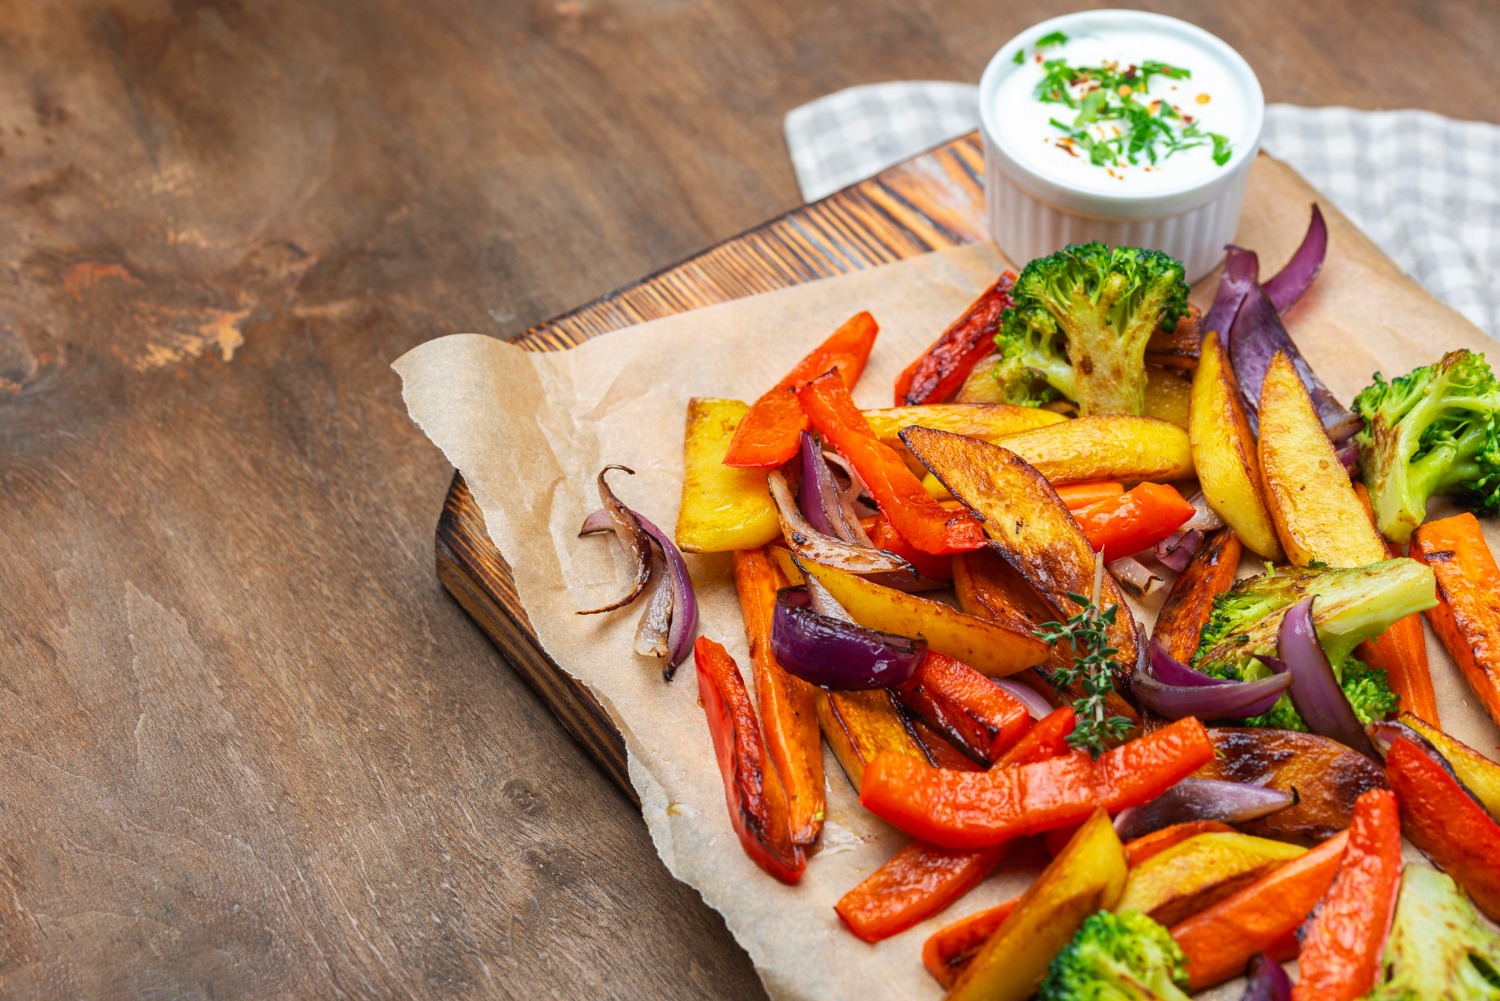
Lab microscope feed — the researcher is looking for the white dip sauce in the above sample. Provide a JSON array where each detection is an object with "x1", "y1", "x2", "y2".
[{"x1": 993, "y1": 27, "x2": 1255, "y2": 195}]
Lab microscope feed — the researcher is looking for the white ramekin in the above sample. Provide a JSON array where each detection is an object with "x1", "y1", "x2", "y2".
[{"x1": 979, "y1": 10, "x2": 1264, "y2": 282}]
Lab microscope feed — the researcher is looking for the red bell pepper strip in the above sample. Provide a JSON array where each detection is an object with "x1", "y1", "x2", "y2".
[
  {"x1": 893, "y1": 652, "x2": 1031, "y2": 765},
  {"x1": 1292, "y1": 788, "x2": 1401, "y2": 1001},
  {"x1": 693, "y1": 636, "x2": 805, "y2": 884},
  {"x1": 1171, "y1": 830, "x2": 1349, "y2": 990},
  {"x1": 1385, "y1": 736, "x2": 1500, "y2": 921},
  {"x1": 868, "y1": 513, "x2": 953, "y2": 582},
  {"x1": 858, "y1": 717, "x2": 1213, "y2": 850},
  {"x1": 922, "y1": 896, "x2": 1020, "y2": 988},
  {"x1": 1123, "y1": 820, "x2": 1237, "y2": 867},
  {"x1": 995, "y1": 705, "x2": 1075, "y2": 766},
  {"x1": 722, "y1": 311, "x2": 879, "y2": 468},
  {"x1": 1072, "y1": 482, "x2": 1196, "y2": 559},
  {"x1": 798, "y1": 371, "x2": 985, "y2": 555},
  {"x1": 835, "y1": 840, "x2": 1011, "y2": 944},
  {"x1": 892, "y1": 271, "x2": 1016, "y2": 406}
]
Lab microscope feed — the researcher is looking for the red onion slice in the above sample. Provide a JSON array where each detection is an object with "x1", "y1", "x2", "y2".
[
  {"x1": 577, "y1": 465, "x2": 653, "y2": 615},
  {"x1": 1109, "y1": 556, "x2": 1164, "y2": 598},
  {"x1": 822, "y1": 451, "x2": 878, "y2": 533},
  {"x1": 1229, "y1": 285, "x2": 1362, "y2": 442},
  {"x1": 1112, "y1": 778, "x2": 1296, "y2": 841},
  {"x1": 1263, "y1": 204, "x2": 1327, "y2": 315},
  {"x1": 770, "y1": 587, "x2": 924, "y2": 690},
  {"x1": 1202, "y1": 245, "x2": 1260, "y2": 347},
  {"x1": 1278, "y1": 596, "x2": 1380, "y2": 758},
  {"x1": 1154, "y1": 529, "x2": 1204, "y2": 574},
  {"x1": 1182, "y1": 491, "x2": 1227, "y2": 532},
  {"x1": 798, "y1": 431, "x2": 869, "y2": 544},
  {"x1": 1132, "y1": 669, "x2": 1292, "y2": 721},
  {"x1": 1148, "y1": 639, "x2": 1232, "y2": 688},
  {"x1": 582, "y1": 505, "x2": 700, "y2": 678},
  {"x1": 1242, "y1": 953, "x2": 1293, "y2": 1001},
  {"x1": 994, "y1": 678, "x2": 1055, "y2": 720},
  {"x1": 803, "y1": 571, "x2": 855, "y2": 623},
  {"x1": 767, "y1": 471, "x2": 914, "y2": 576}
]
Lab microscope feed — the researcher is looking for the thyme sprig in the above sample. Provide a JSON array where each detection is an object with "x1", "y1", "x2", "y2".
[
  {"x1": 1033, "y1": 54, "x2": 1233, "y2": 170},
  {"x1": 1033, "y1": 555, "x2": 1134, "y2": 757}
]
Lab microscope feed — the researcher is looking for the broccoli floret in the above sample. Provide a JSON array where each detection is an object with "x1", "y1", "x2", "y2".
[
  {"x1": 993, "y1": 243, "x2": 1189, "y2": 416},
  {"x1": 1040, "y1": 909, "x2": 1191, "y2": 1001},
  {"x1": 1191, "y1": 559, "x2": 1435, "y2": 730},
  {"x1": 1353, "y1": 349, "x2": 1500, "y2": 543},
  {"x1": 1367, "y1": 865, "x2": 1500, "y2": 1000}
]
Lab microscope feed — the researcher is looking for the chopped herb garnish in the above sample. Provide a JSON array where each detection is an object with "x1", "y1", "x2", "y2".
[
  {"x1": 1036, "y1": 30, "x2": 1070, "y2": 49},
  {"x1": 1031, "y1": 51, "x2": 1232, "y2": 172},
  {"x1": 1032, "y1": 555, "x2": 1133, "y2": 757},
  {"x1": 1013, "y1": 48, "x2": 1025, "y2": 65}
]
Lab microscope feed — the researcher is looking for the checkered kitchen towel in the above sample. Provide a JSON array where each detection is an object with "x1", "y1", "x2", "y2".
[{"x1": 785, "y1": 83, "x2": 1500, "y2": 338}]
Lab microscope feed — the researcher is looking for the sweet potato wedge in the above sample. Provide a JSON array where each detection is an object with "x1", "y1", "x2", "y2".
[
  {"x1": 1117, "y1": 831, "x2": 1306, "y2": 928},
  {"x1": 901, "y1": 425, "x2": 1142, "y2": 683},
  {"x1": 673, "y1": 398, "x2": 781, "y2": 553},
  {"x1": 797, "y1": 559, "x2": 1050, "y2": 677},
  {"x1": 1258, "y1": 352, "x2": 1386, "y2": 567},
  {"x1": 1412, "y1": 512, "x2": 1500, "y2": 731},
  {"x1": 731, "y1": 548, "x2": 824, "y2": 846},
  {"x1": 1192, "y1": 728, "x2": 1388, "y2": 841},
  {"x1": 817, "y1": 688, "x2": 930, "y2": 792},
  {"x1": 1152, "y1": 528, "x2": 1243, "y2": 664},
  {"x1": 1189, "y1": 332, "x2": 1283, "y2": 559}
]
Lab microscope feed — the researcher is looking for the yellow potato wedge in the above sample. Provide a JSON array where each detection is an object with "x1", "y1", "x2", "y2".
[
  {"x1": 1189, "y1": 334, "x2": 1284, "y2": 560},
  {"x1": 1257, "y1": 352, "x2": 1386, "y2": 567},
  {"x1": 1145, "y1": 367, "x2": 1193, "y2": 428},
  {"x1": 948, "y1": 809, "x2": 1127, "y2": 1001},
  {"x1": 1117, "y1": 832, "x2": 1306, "y2": 928},
  {"x1": 797, "y1": 559, "x2": 1049, "y2": 677},
  {"x1": 673, "y1": 398, "x2": 780, "y2": 553},
  {"x1": 901, "y1": 426, "x2": 1141, "y2": 675},
  {"x1": 862, "y1": 403, "x2": 1064, "y2": 447},
  {"x1": 996, "y1": 415, "x2": 1193, "y2": 485},
  {"x1": 816, "y1": 689, "x2": 928, "y2": 792}
]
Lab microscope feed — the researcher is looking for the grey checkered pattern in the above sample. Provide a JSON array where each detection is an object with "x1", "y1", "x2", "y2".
[{"x1": 785, "y1": 84, "x2": 1500, "y2": 337}]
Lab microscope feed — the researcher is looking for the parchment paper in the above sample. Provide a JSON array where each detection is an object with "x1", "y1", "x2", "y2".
[{"x1": 394, "y1": 155, "x2": 1500, "y2": 1001}]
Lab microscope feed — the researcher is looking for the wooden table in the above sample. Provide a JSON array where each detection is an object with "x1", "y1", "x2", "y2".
[{"x1": 2, "y1": 3, "x2": 1493, "y2": 997}]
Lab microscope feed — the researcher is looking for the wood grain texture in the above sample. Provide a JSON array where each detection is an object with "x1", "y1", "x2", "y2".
[{"x1": 0, "y1": 1, "x2": 1495, "y2": 998}]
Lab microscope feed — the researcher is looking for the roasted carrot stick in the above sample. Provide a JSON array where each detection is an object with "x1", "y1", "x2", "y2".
[
  {"x1": 1352, "y1": 482, "x2": 1438, "y2": 724},
  {"x1": 1411, "y1": 512, "x2": 1500, "y2": 730},
  {"x1": 692, "y1": 636, "x2": 804, "y2": 884},
  {"x1": 722, "y1": 312, "x2": 878, "y2": 468},
  {"x1": 922, "y1": 897, "x2": 1019, "y2": 988},
  {"x1": 892, "y1": 272, "x2": 1016, "y2": 406},
  {"x1": 1054, "y1": 480, "x2": 1126, "y2": 513},
  {"x1": 1292, "y1": 789, "x2": 1401, "y2": 1001},
  {"x1": 799, "y1": 371, "x2": 985, "y2": 555},
  {"x1": 731, "y1": 548, "x2": 825, "y2": 847},
  {"x1": 1171, "y1": 830, "x2": 1349, "y2": 990},
  {"x1": 1152, "y1": 528, "x2": 1243, "y2": 664},
  {"x1": 835, "y1": 840, "x2": 1011, "y2": 944},
  {"x1": 893, "y1": 651, "x2": 1031, "y2": 765}
]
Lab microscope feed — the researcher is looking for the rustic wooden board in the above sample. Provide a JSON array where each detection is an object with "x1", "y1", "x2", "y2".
[{"x1": 436, "y1": 135, "x2": 990, "y2": 794}]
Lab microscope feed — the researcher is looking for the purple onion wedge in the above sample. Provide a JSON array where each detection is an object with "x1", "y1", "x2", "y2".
[
  {"x1": 1109, "y1": 555, "x2": 1165, "y2": 598},
  {"x1": 1133, "y1": 640, "x2": 1293, "y2": 720},
  {"x1": 1229, "y1": 285, "x2": 1362, "y2": 441},
  {"x1": 1241, "y1": 953, "x2": 1293, "y2": 1001},
  {"x1": 798, "y1": 431, "x2": 869, "y2": 544},
  {"x1": 1113, "y1": 778, "x2": 1295, "y2": 842},
  {"x1": 1278, "y1": 596, "x2": 1380, "y2": 759},
  {"x1": 1263, "y1": 204, "x2": 1328, "y2": 315},
  {"x1": 770, "y1": 587, "x2": 924, "y2": 690},
  {"x1": 581, "y1": 505, "x2": 699, "y2": 678},
  {"x1": 767, "y1": 470, "x2": 913, "y2": 576},
  {"x1": 995, "y1": 678, "x2": 1055, "y2": 720},
  {"x1": 1203, "y1": 245, "x2": 1260, "y2": 347},
  {"x1": 577, "y1": 465, "x2": 653, "y2": 615},
  {"x1": 1155, "y1": 529, "x2": 1204, "y2": 574}
]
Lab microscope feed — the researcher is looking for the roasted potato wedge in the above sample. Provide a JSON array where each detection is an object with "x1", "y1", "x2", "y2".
[
  {"x1": 988, "y1": 415, "x2": 1193, "y2": 486},
  {"x1": 1189, "y1": 334, "x2": 1283, "y2": 559},
  {"x1": 1193, "y1": 728, "x2": 1388, "y2": 841},
  {"x1": 901, "y1": 426, "x2": 1141, "y2": 681},
  {"x1": 862, "y1": 403, "x2": 1064, "y2": 447},
  {"x1": 1258, "y1": 352, "x2": 1386, "y2": 567},
  {"x1": 816, "y1": 689, "x2": 928, "y2": 792},
  {"x1": 797, "y1": 560, "x2": 1049, "y2": 677},
  {"x1": 1144, "y1": 367, "x2": 1192, "y2": 428},
  {"x1": 947, "y1": 809, "x2": 1127, "y2": 1001},
  {"x1": 674, "y1": 398, "x2": 781, "y2": 553},
  {"x1": 1117, "y1": 831, "x2": 1305, "y2": 927}
]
